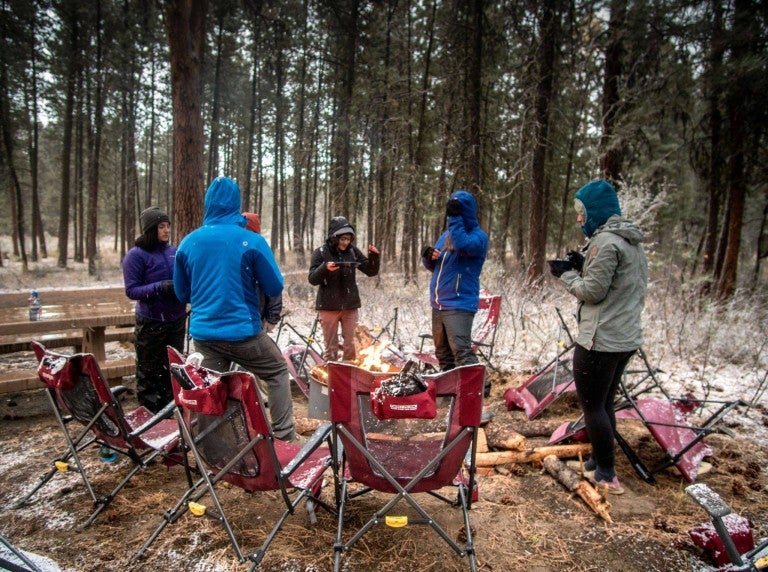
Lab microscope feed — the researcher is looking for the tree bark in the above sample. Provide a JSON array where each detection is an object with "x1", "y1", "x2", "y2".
[
  {"x1": 57, "y1": 3, "x2": 80, "y2": 269},
  {"x1": 715, "y1": 0, "x2": 751, "y2": 301},
  {"x1": 526, "y1": 0, "x2": 559, "y2": 285},
  {"x1": 328, "y1": 0, "x2": 358, "y2": 216},
  {"x1": 87, "y1": 0, "x2": 104, "y2": 276},
  {"x1": 166, "y1": 0, "x2": 208, "y2": 241},
  {"x1": 599, "y1": 0, "x2": 626, "y2": 183}
]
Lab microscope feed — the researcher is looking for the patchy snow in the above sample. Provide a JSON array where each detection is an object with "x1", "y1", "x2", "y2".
[{"x1": 1, "y1": 249, "x2": 766, "y2": 445}]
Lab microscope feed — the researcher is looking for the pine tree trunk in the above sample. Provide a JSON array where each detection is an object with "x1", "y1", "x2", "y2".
[
  {"x1": 527, "y1": 0, "x2": 558, "y2": 285},
  {"x1": 57, "y1": 7, "x2": 79, "y2": 269},
  {"x1": 166, "y1": 0, "x2": 208, "y2": 241},
  {"x1": 599, "y1": 0, "x2": 626, "y2": 183},
  {"x1": 86, "y1": 0, "x2": 104, "y2": 277}
]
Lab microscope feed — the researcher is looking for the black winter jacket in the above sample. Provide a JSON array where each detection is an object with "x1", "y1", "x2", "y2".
[{"x1": 308, "y1": 242, "x2": 379, "y2": 310}]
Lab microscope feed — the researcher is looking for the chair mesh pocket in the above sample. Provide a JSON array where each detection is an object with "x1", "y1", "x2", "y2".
[{"x1": 370, "y1": 379, "x2": 437, "y2": 420}]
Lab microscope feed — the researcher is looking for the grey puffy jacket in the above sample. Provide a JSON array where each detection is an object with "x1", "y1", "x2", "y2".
[{"x1": 560, "y1": 215, "x2": 648, "y2": 352}]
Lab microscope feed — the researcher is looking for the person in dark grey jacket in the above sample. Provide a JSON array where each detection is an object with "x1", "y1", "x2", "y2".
[
  {"x1": 551, "y1": 179, "x2": 648, "y2": 495},
  {"x1": 308, "y1": 216, "x2": 380, "y2": 362}
]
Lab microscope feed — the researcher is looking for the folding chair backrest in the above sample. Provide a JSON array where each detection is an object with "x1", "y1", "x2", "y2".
[
  {"x1": 472, "y1": 291, "x2": 501, "y2": 348},
  {"x1": 32, "y1": 340, "x2": 128, "y2": 446},
  {"x1": 328, "y1": 362, "x2": 484, "y2": 493},
  {"x1": 170, "y1": 364, "x2": 281, "y2": 492},
  {"x1": 282, "y1": 344, "x2": 325, "y2": 397}
]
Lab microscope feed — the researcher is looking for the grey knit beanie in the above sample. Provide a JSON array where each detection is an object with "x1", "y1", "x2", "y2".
[{"x1": 140, "y1": 206, "x2": 170, "y2": 233}]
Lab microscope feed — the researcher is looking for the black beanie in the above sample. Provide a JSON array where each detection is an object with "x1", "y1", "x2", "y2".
[{"x1": 140, "y1": 207, "x2": 170, "y2": 234}]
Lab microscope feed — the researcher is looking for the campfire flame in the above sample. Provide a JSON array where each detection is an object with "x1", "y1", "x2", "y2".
[
  {"x1": 355, "y1": 342, "x2": 393, "y2": 373},
  {"x1": 309, "y1": 341, "x2": 400, "y2": 385}
]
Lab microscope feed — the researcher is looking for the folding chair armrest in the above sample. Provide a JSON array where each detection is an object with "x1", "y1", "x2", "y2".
[
  {"x1": 281, "y1": 422, "x2": 333, "y2": 478},
  {"x1": 111, "y1": 385, "x2": 130, "y2": 399},
  {"x1": 127, "y1": 401, "x2": 177, "y2": 440}
]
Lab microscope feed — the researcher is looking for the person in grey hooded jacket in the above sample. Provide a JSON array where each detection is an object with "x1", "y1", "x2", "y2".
[{"x1": 551, "y1": 179, "x2": 648, "y2": 495}]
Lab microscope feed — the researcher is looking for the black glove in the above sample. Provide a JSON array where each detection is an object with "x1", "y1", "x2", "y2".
[
  {"x1": 548, "y1": 260, "x2": 573, "y2": 278},
  {"x1": 160, "y1": 280, "x2": 175, "y2": 295},
  {"x1": 566, "y1": 250, "x2": 585, "y2": 273},
  {"x1": 446, "y1": 198, "x2": 462, "y2": 217},
  {"x1": 421, "y1": 245, "x2": 435, "y2": 259}
]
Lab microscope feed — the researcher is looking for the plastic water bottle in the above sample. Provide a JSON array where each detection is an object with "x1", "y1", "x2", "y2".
[{"x1": 28, "y1": 291, "x2": 42, "y2": 321}]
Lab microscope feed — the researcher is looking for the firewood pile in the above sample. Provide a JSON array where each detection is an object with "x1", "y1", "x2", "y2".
[{"x1": 476, "y1": 421, "x2": 612, "y2": 522}]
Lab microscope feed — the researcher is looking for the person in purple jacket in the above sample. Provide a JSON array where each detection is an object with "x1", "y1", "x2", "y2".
[{"x1": 122, "y1": 207, "x2": 187, "y2": 412}]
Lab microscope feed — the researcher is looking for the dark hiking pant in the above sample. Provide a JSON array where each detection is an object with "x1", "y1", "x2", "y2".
[
  {"x1": 134, "y1": 315, "x2": 187, "y2": 412},
  {"x1": 431, "y1": 309, "x2": 478, "y2": 371},
  {"x1": 572, "y1": 344, "x2": 635, "y2": 480}
]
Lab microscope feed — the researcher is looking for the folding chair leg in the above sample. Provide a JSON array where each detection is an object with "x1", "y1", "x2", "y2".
[
  {"x1": 333, "y1": 479, "x2": 350, "y2": 572},
  {"x1": 457, "y1": 485, "x2": 478, "y2": 572},
  {"x1": 614, "y1": 430, "x2": 655, "y2": 484}
]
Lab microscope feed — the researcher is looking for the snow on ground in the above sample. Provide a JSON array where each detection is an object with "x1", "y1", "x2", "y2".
[{"x1": 1, "y1": 247, "x2": 766, "y2": 445}]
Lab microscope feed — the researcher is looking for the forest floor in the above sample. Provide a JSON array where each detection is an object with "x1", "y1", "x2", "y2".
[{"x1": 0, "y1": 252, "x2": 766, "y2": 571}]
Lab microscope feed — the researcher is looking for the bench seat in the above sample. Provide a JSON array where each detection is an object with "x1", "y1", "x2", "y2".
[
  {"x1": 0, "y1": 327, "x2": 134, "y2": 355},
  {"x1": 0, "y1": 358, "x2": 136, "y2": 395}
]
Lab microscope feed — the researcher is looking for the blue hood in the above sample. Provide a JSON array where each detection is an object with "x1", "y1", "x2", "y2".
[
  {"x1": 203, "y1": 177, "x2": 246, "y2": 226},
  {"x1": 575, "y1": 180, "x2": 621, "y2": 238},
  {"x1": 451, "y1": 190, "x2": 480, "y2": 230}
]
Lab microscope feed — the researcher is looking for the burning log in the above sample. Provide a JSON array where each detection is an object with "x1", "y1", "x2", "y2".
[
  {"x1": 484, "y1": 423, "x2": 527, "y2": 451},
  {"x1": 310, "y1": 364, "x2": 329, "y2": 384},
  {"x1": 542, "y1": 454, "x2": 613, "y2": 524},
  {"x1": 474, "y1": 443, "x2": 592, "y2": 467}
]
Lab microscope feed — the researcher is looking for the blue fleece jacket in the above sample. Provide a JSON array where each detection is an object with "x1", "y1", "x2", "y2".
[
  {"x1": 422, "y1": 190, "x2": 488, "y2": 312},
  {"x1": 174, "y1": 177, "x2": 284, "y2": 342}
]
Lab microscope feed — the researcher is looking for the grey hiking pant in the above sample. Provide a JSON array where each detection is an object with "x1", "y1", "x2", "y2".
[
  {"x1": 431, "y1": 308, "x2": 478, "y2": 371},
  {"x1": 193, "y1": 333, "x2": 295, "y2": 441}
]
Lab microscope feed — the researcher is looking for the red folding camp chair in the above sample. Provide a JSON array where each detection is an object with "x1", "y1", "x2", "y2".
[
  {"x1": 548, "y1": 387, "x2": 743, "y2": 483},
  {"x1": 13, "y1": 341, "x2": 186, "y2": 527},
  {"x1": 413, "y1": 290, "x2": 501, "y2": 371},
  {"x1": 135, "y1": 352, "x2": 337, "y2": 570},
  {"x1": 328, "y1": 362, "x2": 485, "y2": 572},
  {"x1": 686, "y1": 483, "x2": 768, "y2": 570},
  {"x1": 282, "y1": 343, "x2": 325, "y2": 398}
]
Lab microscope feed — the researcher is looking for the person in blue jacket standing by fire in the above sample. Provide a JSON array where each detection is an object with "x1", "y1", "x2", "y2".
[{"x1": 421, "y1": 189, "x2": 488, "y2": 392}]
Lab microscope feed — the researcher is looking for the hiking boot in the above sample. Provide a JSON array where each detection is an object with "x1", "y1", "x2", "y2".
[
  {"x1": 566, "y1": 458, "x2": 596, "y2": 473},
  {"x1": 584, "y1": 470, "x2": 625, "y2": 495}
]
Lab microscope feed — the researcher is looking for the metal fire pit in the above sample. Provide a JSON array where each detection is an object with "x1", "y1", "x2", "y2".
[{"x1": 308, "y1": 363, "x2": 399, "y2": 420}]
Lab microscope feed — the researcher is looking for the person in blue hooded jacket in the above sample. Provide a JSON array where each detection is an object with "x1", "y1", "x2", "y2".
[
  {"x1": 174, "y1": 177, "x2": 297, "y2": 442},
  {"x1": 551, "y1": 179, "x2": 648, "y2": 495},
  {"x1": 421, "y1": 190, "x2": 488, "y2": 377}
]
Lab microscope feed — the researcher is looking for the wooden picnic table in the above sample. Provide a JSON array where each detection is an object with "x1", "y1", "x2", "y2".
[{"x1": 0, "y1": 300, "x2": 136, "y2": 362}]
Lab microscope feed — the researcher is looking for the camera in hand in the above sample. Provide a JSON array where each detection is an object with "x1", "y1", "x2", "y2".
[
  {"x1": 547, "y1": 259, "x2": 574, "y2": 277},
  {"x1": 421, "y1": 245, "x2": 435, "y2": 259}
]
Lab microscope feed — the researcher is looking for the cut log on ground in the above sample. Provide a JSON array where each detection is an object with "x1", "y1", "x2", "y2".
[
  {"x1": 504, "y1": 418, "x2": 565, "y2": 438},
  {"x1": 475, "y1": 443, "x2": 592, "y2": 467},
  {"x1": 484, "y1": 423, "x2": 527, "y2": 451},
  {"x1": 476, "y1": 428, "x2": 489, "y2": 453},
  {"x1": 542, "y1": 455, "x2": 612, "y2": 524}
]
